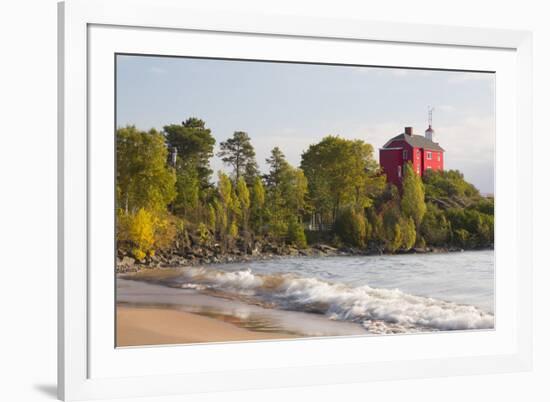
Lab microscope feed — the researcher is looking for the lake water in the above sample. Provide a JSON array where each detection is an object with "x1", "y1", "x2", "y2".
[{"x1": 118, "y1": 250, "x2": 494, "y2": 335}]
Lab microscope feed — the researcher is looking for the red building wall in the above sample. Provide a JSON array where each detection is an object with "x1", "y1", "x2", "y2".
[
  {"x1": 379, "y1": 148, "x2": 404, "y2": 186},
  {"x1": 380, "y1": 139, "x2": 444, "y2": 187},
  {"x1": 422, "y1": 149, "x2": 444, "y2": 172}
]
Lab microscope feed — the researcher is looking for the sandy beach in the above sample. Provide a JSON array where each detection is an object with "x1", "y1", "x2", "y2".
[{"x1": 116, "y1": 306, "x2": 295, "y2": 347}]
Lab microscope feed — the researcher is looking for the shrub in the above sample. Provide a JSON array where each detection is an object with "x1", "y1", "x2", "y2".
[
  {"x1": 127, "y1": 208, "x2": 155, "y2": 260},
  {"x1": 400, "y1": 216, "x2": 416, "y2": 251},
  {"x1": 287, "y1": 216, "x2": 307, "y2": 249},
  {"x1": 153, "y1": 213, "x2": 177, "y2": 251},
  {"x1": 420, "y1": 203, "x2": 451, "y2": 246},
  {"x1": 446, "y1": 207, "x2": 493, "y2": 248},
  {"x1": 333, "y1": 207, "x2": 368, "y2": 248},
  {"x1": 117, "y1": 208, "x2": 177, "y2": 260},
  {"x1": 453, "y1": 228, "x2": 470, "y2": 248},
  {"x1": 381, "y1": 205, "x2": 402, "y2": 252},
  {"x1": 196, "y1": 222, "x2": 211, "y2": 246},
  {"x1": 229, "y1": 220, "x2": 239, "y2": 238}
]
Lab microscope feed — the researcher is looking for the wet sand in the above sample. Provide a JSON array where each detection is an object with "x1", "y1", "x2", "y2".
[
  {"x1": 117, "y1": 306, "x2": 294, "y2": 347},
  {"x1": 116, "y1": 278, "x2": 367, "y2": 346}
]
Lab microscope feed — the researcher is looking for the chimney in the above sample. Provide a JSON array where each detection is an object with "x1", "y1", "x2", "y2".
[{"x1": 404, "y1": 127, "x2": 413, "y2": 136}]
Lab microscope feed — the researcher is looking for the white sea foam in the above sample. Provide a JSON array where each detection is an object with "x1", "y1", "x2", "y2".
[{"x1": 167, "y1": 266, "x2": 494, "y2": 334}]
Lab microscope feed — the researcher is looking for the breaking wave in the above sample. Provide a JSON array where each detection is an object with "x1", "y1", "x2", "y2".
[{"x1": 132, "y1": 266, "x2": 494, "y2": 334}]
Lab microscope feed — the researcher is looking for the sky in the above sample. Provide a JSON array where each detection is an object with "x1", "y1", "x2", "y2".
[{"x1": 116, "y1": 55, "x2": 495, "y2": 194}]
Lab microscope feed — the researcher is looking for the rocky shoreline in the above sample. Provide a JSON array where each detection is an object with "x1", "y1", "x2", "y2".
[{"x1": 116, "y1": 241, "x2": 487, "y2": 273}]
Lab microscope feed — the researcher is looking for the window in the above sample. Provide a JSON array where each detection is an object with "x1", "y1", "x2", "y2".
[
  {"x1": 403, "y1": 150, "x2": 408, "y2": 159},
  {"x1": 416, "y1": 149, "x2": 420, "y2": 158},
  {"x1": 397, "y1": 165, "x2": 402, "y2": 179},
  {"x1": 437, "y1": 153, "x2": 441, "y2": 162},
  {"x1": 427, "y1": 151, "x2": 432, "y2": 160}
]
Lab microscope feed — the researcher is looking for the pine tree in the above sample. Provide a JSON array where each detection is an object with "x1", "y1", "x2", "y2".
[
  {"x1": 264, "y1": 147, "x2": 308, "y2": 241},
  {"x1": 217, "y1": 131, "x2": 259, "y2": 185},
  {"x1": 164, "y1": 118, "x2": 216, "y2": 194}
]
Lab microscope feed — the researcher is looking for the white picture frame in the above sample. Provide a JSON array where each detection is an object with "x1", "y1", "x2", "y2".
[{"x1": 58, "y1": 0, "x2": 533, "y2": 400}]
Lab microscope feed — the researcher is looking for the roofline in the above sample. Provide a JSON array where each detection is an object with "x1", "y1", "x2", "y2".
[
  {"x1": 381, "y1": 146, "x2": 445, "y2": 152},
  {"x1": 383, "y1": 132, "x2": 445, "y2": 152}
]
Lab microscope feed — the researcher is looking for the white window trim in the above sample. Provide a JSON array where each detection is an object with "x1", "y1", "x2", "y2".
[{"x1": 427, "y1": 151, "x2": 432, "y2": 160}]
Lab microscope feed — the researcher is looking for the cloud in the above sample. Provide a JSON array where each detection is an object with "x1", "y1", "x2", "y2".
[{"x1": 429, "y1": 116, "x2": 495, "y2": 192}]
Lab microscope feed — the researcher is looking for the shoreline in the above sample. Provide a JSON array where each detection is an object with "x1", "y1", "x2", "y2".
[
  {"x1": 117, "y1": 243, "x2": 494, "y2": 273},
  {"x1": 116, "y1": 305, "x2": 297, "y2": 347},
  {"x1": 116, "y1": 248, "x2": 494, "y2": 344}
]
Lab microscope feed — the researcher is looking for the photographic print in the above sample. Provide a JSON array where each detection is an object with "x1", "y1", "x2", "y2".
[{"x1": 115, "y1": 55, "x2": 495, "y2": 347}]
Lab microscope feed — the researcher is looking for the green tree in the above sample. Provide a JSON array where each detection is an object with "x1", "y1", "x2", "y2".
[
  {"x1": 366, "y1": 207, "x2": 384, "y2": 245},
  {"x1": 217, "y1": 131, "x2": 259, "y2": 185},
  {"x1": 116, "y1": 126, "x2": 176, "y2": 214},
  {"x1": 381, "y1": 204, "x2": 402, "y2": 253},
  {"x1": 236, "y1": 177, "x2": 251, "y2": 252},
  {"x1": 301, "y1": 136, "x2": 382, "y2": 226},
  {"x1": 196, "y1": 222, "x2": 211, "y2": 246},
  {"x1": 213, "y1": 199, "x2": 227, "y2": 240},
  {"x1": 401, "y1": 162, "x2": 427, "y2": 231},
  {"x1": 250, "y1": 176, "x2": 266, "y2": 234},
  {"x1": 333, "y1": 207, "x2": 369, "y2": 248},
  {"x1": 286, "y1": 216, "x2": 307, "y2": 248},
  {"x1": 264, "y1": 147, "x2": 289, "y2": 187},
  {"x1": 207, "y1": 203, "x2": 217, "y2": 231},
  {"x1": 399, "y1": 216, "x2": 416, "y2": 251},
  {"x1": 216, "y1": 172, "x2": 242, "y2": 249},
  {"x1": 236, "y1": 177, "x2": 250, "y2": 223},
  {"x1": 423, "y1": 169, "x2": 481, "y2": 209},
  {"x1": 446, "y1": 207, "x2": 493, "y2": 248},
  {"x1": 264, "y1": 148, "x2": 308, "y2": 241},
  {"x1": 453, "y1": 228, "x2": 470, "y2": 248},
  {"x1": 172, "y1": 161, "x2": 200, "y2": 218},
  {"x1": 164, "y1": 118, "x2": 216, "y2": 193},
  {"x1": 216, "y1": 172, "x2": 233, "y2": 250},
  {"x1": 420, "y1": 203, "x2": 450, "y2": 246},
  {"x1": 264, "y1": 147, "x2": 291, "y2": 236},
  {"x1": 283, "y1": 167, "x2": 309, "y2": 218},
  {"x1": 421, "y1": 169, "x2": 493, "y2": 248}
]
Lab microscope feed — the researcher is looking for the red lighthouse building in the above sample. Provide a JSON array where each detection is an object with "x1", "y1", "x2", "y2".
[{"x1": 379, "y1": 126, "x2": 444, "y2": 186}]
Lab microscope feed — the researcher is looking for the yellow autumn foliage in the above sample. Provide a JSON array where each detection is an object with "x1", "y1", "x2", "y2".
[{"x1": 117, "y1": 208, "x2": 177, "y2": 260}]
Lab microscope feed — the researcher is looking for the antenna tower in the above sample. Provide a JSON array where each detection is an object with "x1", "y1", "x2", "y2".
[{"x1": 428, "y1": 106, "x2": 435, "y2": 127}]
